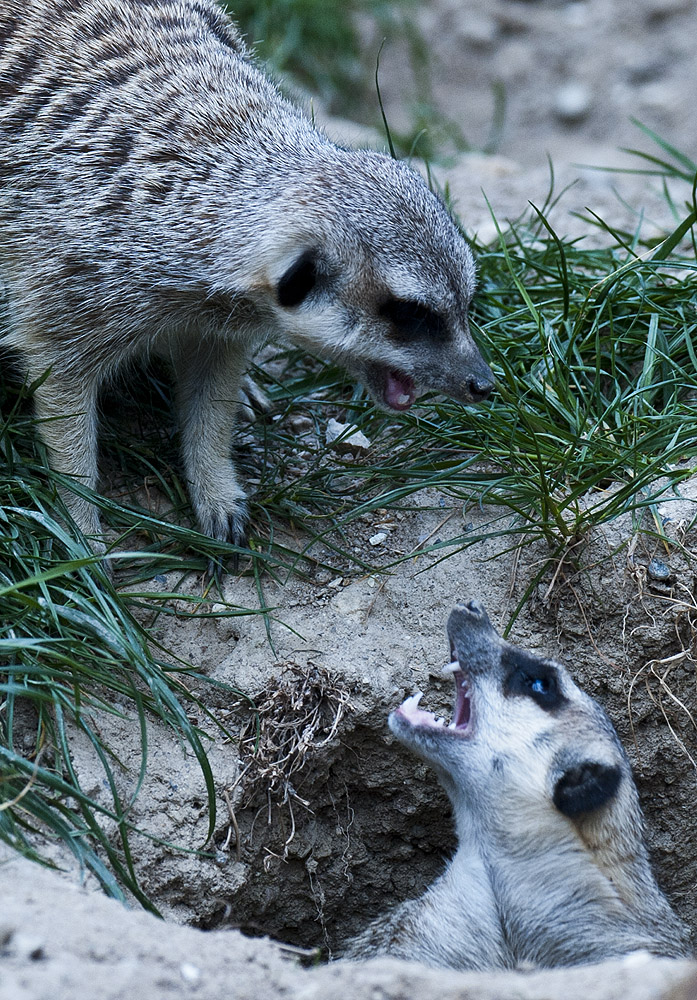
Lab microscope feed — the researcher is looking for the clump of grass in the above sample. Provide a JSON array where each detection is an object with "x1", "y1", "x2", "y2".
[
  {"x1": 276, "y1": 133, "x2": 696, "y2": 583},
  {"x1": 0, "y1": 374, "x2": 254, "y2": 908}
]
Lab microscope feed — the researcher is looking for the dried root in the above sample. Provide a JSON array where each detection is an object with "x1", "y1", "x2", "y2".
[{"x1": 234, "y1": 661, "x2": 352, "y2": 858}]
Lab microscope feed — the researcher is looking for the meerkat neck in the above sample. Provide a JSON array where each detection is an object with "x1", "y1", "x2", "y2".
[{"x1": 401, "y1": 844, "x2": 510, "y2": 970}]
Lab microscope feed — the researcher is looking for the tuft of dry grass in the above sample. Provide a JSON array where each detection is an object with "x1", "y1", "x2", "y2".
[{"x1": 235, "y1": 662, "x2": 352, "y2": 860}]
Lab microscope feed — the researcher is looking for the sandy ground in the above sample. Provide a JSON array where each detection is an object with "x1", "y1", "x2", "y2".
[
  {"x1": 379, "y1": 0, "x2": 697, "y2": 169},
  {"x1": 1, "y1": 853, "x2": 696, "y2": 1000},
  {"x1": 5, "y1": 0, "x2": 697, "y2": 996}
]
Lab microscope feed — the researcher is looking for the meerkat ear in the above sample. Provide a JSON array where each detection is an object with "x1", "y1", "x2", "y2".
[
  {"x1": 277, "y1": 249, "x2": 319, "y2": 307},
  {"x1": 553, "y1": 761, "x2": 622, "y2": 818}
]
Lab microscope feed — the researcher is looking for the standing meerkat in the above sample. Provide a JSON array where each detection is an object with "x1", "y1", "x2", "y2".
[
  {"x1": 345, "y1": 600, "x2": 691, "y2": 969},
  {"x1": 0, "y1": 0, "x2": 493, "y2": 547}
]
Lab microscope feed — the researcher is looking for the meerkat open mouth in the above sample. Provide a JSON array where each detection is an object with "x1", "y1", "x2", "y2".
[
  {"x1": 397, "y1": 660, "x2": 473, "y2": 735},
  {"x1": 383, "y1": 370, "x2": 416, "y2": 410}
]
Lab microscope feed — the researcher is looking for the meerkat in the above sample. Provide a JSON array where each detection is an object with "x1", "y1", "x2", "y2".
[
  {"x1": 0, "y1": 1, "x2": 493, "y2": 548},
  {"x1": 344, "y1": 600, "x2": 691, "y2": 969}
]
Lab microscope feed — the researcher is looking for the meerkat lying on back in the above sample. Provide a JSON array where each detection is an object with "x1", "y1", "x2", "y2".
[
  {"x1": 0, "y1": 0, "x2": 493, "y2": 547},
  {"x1": 345, "y1": 600, "x2": 690, "y2": 969}
]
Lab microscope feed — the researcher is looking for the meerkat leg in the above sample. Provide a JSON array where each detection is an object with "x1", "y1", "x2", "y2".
[
  {"x1": 171, "y1": 339, "x2": 249, "y2": 545},
  {"x1": 31, "y1": 367, "x2": 102, "y2": 540}
]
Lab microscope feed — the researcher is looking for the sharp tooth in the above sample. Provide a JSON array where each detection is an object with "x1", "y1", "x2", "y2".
[
  {"x1": 441, "y1": 660, "x2": 459, "y2": 675},
  {"x1": 402, "y1": 691, "x2": 423, "y2": 712}
]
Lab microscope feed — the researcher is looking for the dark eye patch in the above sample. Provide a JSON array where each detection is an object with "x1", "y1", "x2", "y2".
[
  {"x1": 502, "y1": 648, "x2": 567, "y2": 712},
  {"x1": 379, "y1": 297, "x2": 448, "y2": 344},
  {"x1": 277, "y1": 251, "x2": 319, "y2": 307}
]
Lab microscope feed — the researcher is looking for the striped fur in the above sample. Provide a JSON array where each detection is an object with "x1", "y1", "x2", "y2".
[{"x1": 0, "y1": 0, "x2": 493, "y2": 545}]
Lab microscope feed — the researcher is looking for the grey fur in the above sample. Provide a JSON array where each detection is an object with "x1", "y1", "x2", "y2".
[
  {"x1": 345, "y1": 600, "x2": 691, "y2": 969},
  {"x1": 0, "y1": 0, "x2": 493, "y2": 545}
]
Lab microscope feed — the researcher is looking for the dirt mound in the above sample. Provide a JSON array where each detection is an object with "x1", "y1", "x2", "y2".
[{"x1": 1, "y1": 853, "x2": 695, "y2": 1000}]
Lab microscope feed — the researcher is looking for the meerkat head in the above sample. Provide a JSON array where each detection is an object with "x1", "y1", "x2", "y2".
[
  {"x1": 240, "y1": 147, "x2": 494, "y2": 411},
  {"x1": 389, "y1": 600, "x2": 641, "y2": 851}
]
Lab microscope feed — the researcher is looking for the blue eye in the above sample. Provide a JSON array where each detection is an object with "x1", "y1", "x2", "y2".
[{"x1": 502, "y1": 651, "x2": 565, "y2": 712}]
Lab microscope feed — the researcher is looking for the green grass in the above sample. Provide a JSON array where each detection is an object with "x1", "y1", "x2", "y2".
[
  {"x1": 0, "y1": 375, "x2": 256, "y2": 906},
  {"x1": 1, "y1": 127, "x2": 696, "y2": 903}
]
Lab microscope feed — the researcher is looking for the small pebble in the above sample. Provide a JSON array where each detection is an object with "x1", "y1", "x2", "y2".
[
  {"x1": 180, "y1": 962, "x2": 201, "y2": 984},
  {"x1": 369, "y1": 532, "x2": 387, "y2": 546},
  {"x1": 328, "y1": 577, "x2": 343, "y2": 589},
  {"x1": 564, "y1": 2, "x2": 590, "y2": 29},
  {"x1": 456, "y1": 13, "x2": 498, "y2": 47},
  {"x1": 326, "y1": 418, "x2": 371, "y2": 452},
  {"x1": 13, "y1": 933, "x2": 45, "y2": 961},
  {"x1": 647, "y1": 558, "x2": 671, "y2": 581},
  {"x1": 288, "y1": 415, "x2": 313, "y2": 435},
  {"x1": 554, "y1": 82, "x2": 591, "y2": 122}
]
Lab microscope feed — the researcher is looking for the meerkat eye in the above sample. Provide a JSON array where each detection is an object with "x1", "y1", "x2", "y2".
[
  {"x1": 518, "y1": 670, "x2": 558, "y2": 706},
  {"x1": 379, "y1": 297, "x2": 448, "y2": 344},
  {"x1": 277, "y1": 251, "x2": 319, "y2": 308},
  {"x1": 502, "y1": 650, "x2": 566, "y2": 712}
]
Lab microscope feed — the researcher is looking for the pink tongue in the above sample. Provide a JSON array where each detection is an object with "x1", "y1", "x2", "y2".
[{"x1": 384, "y1": 371, "x2": 416, "y2": 411}]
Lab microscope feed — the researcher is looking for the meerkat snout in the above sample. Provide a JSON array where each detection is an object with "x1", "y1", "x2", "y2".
[
  {"x1": 466, "y1": 373, "x2": 495, "y2": 402},
  {"x1": 345, "y1": 602, "x2": 690, "y2": 969}
]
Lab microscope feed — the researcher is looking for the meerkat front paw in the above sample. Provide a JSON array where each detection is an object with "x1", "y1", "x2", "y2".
[
  {"x1": 199, "y1": 497, "x2": 248, "y2": 575},
  {"x1": 192, "y1": 488, "x2": 249, "y2": 549}
]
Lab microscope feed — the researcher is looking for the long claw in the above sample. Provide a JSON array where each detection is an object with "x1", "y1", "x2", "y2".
[{"x1": 202, "y1": 504, "x2": 249, "y2": 578}]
